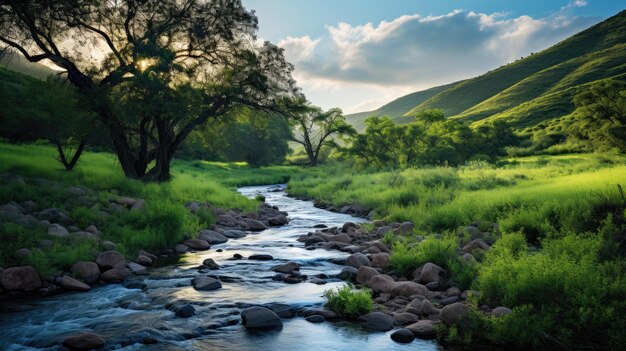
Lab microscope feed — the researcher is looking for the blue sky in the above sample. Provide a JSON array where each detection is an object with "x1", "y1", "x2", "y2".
[{"x1": 243, "y1": 0, "x2": 625, "y2": 113}]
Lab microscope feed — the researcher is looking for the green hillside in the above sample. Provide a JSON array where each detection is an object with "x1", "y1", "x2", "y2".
[
  {"x1": 400, "y1": 10, "x2": 626, "y2": 127},
  {"x1": 0, "y1": 50, "x2": 58, "y2": 79}
]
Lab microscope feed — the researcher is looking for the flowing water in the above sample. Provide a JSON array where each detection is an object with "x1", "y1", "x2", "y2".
[{"x1": 0, "y1": 185, "x2": 441, "y2": 351}]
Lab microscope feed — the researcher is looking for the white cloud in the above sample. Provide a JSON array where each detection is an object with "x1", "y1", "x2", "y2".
[{"x1": 278, "y1": 9, "x2": 599, "y2": 112}]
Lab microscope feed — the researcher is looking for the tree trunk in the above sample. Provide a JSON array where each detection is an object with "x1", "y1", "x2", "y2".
[
  {"x1": 143, "y1": 141, "x2": 174, "y2": 182},
  {"x1": 54, "y1": 140, "x2": 85, "y2": 171}
]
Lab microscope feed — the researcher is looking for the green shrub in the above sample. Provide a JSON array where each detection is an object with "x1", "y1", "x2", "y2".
[{"x1": 323, "y1": 285, "x2": 373, "y2": 318}]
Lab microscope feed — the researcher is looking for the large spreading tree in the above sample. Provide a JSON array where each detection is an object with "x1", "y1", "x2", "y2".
[{"x1": 0, "y1": 0, "x2": 300, "y2": 181}]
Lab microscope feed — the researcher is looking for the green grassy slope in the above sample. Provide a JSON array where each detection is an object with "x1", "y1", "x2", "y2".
[
  {"x1": 0, "y1": 50, "x2": 59, "y2": 79},
  {"x1": 403, "y1": 10, "x2": 626, "y2": 123},
  {"x1": 344, "y1": 111, "x2": 373, "y2": 132}
]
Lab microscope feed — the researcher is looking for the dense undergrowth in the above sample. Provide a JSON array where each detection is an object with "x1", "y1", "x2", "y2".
[
  {"x1": 0, "y1": 142, "x2": 298, "y2": 276},
  {"x1": 289, "y1": 154, "x2": 626, "y2": 350}
]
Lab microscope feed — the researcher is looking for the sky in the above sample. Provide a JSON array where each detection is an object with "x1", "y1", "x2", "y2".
[{"x1": 243, "y1": 0, "x2": 625, "y2": 114}]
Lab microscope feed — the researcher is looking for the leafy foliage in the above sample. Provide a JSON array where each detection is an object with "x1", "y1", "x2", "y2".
[{"x1": 323, "y1": 285, "x2": 373, "y2": 318}]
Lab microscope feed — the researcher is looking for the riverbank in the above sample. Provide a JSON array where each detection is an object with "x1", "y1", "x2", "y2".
[{"x1": 286, "y1": 155, "x2": 626, "y2": 350}]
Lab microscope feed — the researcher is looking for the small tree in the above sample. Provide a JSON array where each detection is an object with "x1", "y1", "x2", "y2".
[{"x1": 291, "y1": 105, "x2": 355, "y2": 166}]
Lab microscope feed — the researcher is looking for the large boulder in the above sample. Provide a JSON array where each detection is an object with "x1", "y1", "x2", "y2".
[
  {"x1": 0, "y1": 266, "x2": 41, "y2": 291},
  {"x1": 127, "y1": 262, "x2": 148, "y2": 275},
  {"x1": 391, "y1": 328, "x2": 415, "y2": 343},
  {"x1": 440, "y1": 302, "x2": 467, "y2": 326},
  {"x1": 408, "y1": 298, "x2": 437, "y2": 315},
  {"x1": 268, "y1": 215, "x2": 288, "y2": 226},
  {"x1": 96, "y1": 251, "x2": 127, "y2": 271},
  {"x1": 101, "y1": 268, "x2": 129, "y2": 283},
  {"x1": 193, "y1": 276, "x2": 222, "y2": 291},
  {"x1": 370, "y1": 253, "x2": 390, "y2": 268},
  {"x1": 222, "y1": 230, "x2": 246, "y2": 239},
  {"x1": 184, "y1": 239, "x2": 211, "y2": 250},
  {"x1": 241, "y1": 306, "x2": 283, "y2": 330},
  {"x1": 272, "y1": 262, "x2": 299, "y2": 274},
  {"x1": 462, "y1": 239, "x2": 490, "y2": 253},
  {"x1": 406, "y1": 320, "x2": 437, "y2": 339},
  {"x1": 416, "y1": 262, "x2": 446, "y2": 285},
  {"x1": 60, "y1": 276, "x2": 90, "y2": 291},
  {"x1": 345, "y1": 253, "x2": 371, "y2": 269},
  {"x1": 359, "y1": 312, "x2": 395, "y2": 331},
  {"x1": 198, "y1": 230, "x2": 228, "y2": 245},
  {"x1": 342, "y1": 222, "x2": 357, "y2": 232},
  {"x1": 391, "y1": 281, "x2": 428, "y2": 297},
  {"x1": 62, "y1": 333, "x2": 105, "y2": 350},
  {"x1": 356, "y1": 266, "x2": 379, "y2": 285},
  {"x1": 246, "y1": 219, "x2": 268, "y2": 230},
  {"x1": 337, "y1": 266, "x2": 358, "y2": 281},
  {"x1": 71, "y1": 262, "x2": 100, "y2": 284},
  {"x1": 366, "y1": 274, "x2": 395, "y2": 293},
  {"x1": 48, "y1": 223, "x2": 69, "y2": 238},
  {"x1": 202, "y1": 258, "x2": 220, "y2": 270},
  {"x1": 135, "y1": 255, "x2": 153, "y2": 266},
  {"x1": 392, "y1": 312, "x2": 419, "y2": 325}
]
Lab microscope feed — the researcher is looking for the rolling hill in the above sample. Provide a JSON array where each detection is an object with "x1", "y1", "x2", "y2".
[
  {"x1": 0, "y1": 49, "x2": 59, "y2": 80},
  {"x1": 348, "y1": 9, "x2": 626, "y2": 131}
]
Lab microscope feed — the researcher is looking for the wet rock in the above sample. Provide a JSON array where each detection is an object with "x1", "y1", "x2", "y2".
[
  {"x1": 124, "y1": 281, "x2": 147, "y2": 290},
  {"x1": 232, "y1": 253, "x2": 243, "y2": 260},
  {"x1": 337, "y1": 266, "x2": 358, "y2": 281},
  {"x1": 193, "y1": 276, "x2": 222, "y2": 291},
  {"x1": 366, "y1": 274, "x2": 395, "y2": 293},
  {"x1": 370, "y1": 253, "x2": 390, "y2": 268},
  {"x1": 305, "y1": 315, "x2": 325, "y2": 323},
  {"x1": 342, "y1": 222, "x2": 357, "y2": 232},
  {"x1": 222, "y1": 230, "x2": 247, "y2": 239},
  {"x1": 305, "y1": 236, "x2": 326, "y2": 247},
  {"x1": 492, "y1": 306, "x2": 513, "y2": 317},
  {"x1": 198, "y1": 230, "x2": 228, "y2": 245},
  {"x1": 202, "y1": 258, "x2": 220, "y2": 270},
  {"x1": 393, "y1": 312, "x2": 419, "y2": 325},
  {"x1": 249, "y1": 254, "x2": 273, "y2": 261},
  {"x1": 48, "y1": 223, "x2": 69, "y2": 238},
  {"x1": 406, "y1": 320, "x2": 437, "y2": 339},
  {"x1": 271, "y1": 261, "x2": 299, "y2": 274},
  {"x1": 283, "y1": 275, "x2": 305, "y2": 284},
  {"x1": 96, "y1": 250, "x2": 127, "y2": 271},
  {"x1": 356, "y1": 266, "x2": 379, "y2": 285},
  {"x1": 462, "y1": 238, "x2": 490, "y2": 253},
  {"x1": 246, "y1": 218, "x2": 268, "y2": 230},
  {"x1": 327, "y1": 233, "x2": 352, "y2": 244},
  {"x1": 346, "y1": 253, "x2": 371, "y2": 269},
  {"x1": 391, "y1": 328, "x2": 415, "y2": 343},
  {"x1": 175, "y1": 244, "x2": 188, "y2": 254},
  {"x1": 176, "y1": 304, "x2": 195, "y2": 318},
  {"x1": 135, "y1": 255, "x2": 153, "y2": 266},
  {"x1": 71, "y1": 262, "x2": 100, "y2": 284},
  {"x1": 0, "y1": 266, "x2": 41, "y2": 291},
  {"x1": 313, "y1": 224, "x2": 327, "y2": 229},
  {"x1": 101, "y1": 268, "x2": 129, "y2": 283},
  {"x1": 128, "y1": 262, "x2": 148, "y2": 275},
  {"x1": 267, "y1": 303, "x2": 295, "y2": 318},
  {"x1": 309, "y1": 277, "x2": 326, "y2": 285},
  {"x1": 440, "y1": 302, "x2": 467, "y2": 326},
  {"x1": 62, "y1": 332, "x2": 105, "y2": 350},
  {"x1": 241, "y1": 306, "x2": 283, "y2": 330},
  {"x1": 60, "y1": 276, "x2": 90, "y2": 291},
  {"x1": 268, "y1": 215, "x2": 288, "y2": 226},
  {"x1": 184, "y1": 239, "x2": 211, "y2": 250},
  {"x1": 359, "y1": 312, "x2": 395, "y2": 331}
]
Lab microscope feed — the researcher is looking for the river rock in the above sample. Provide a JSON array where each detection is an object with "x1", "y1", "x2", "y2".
[
  {"x1": 440, "y1": 302, "x2": 467, "y2": 326},
  {"x1": 202, "y1": 258, "x2": 220, "y2": 270},
  {"x1": 244, "y1": 218, "x2": 267, "y2": 230},
  {"x1": 359, "y1": 312, "x2": 395, "y2": 331},
  {"x1": 346, "y1": 253, "x2": 371, "y2": 269},
  {"x1": 366, "y1": 274, "x2": 395, "y2": 293},
  {"x1": 406, "y1": 320, "x2": 437, "y2": 339},
  {"x1": 267, "y1": 303, "x2": 296, "y2": 318},
  {"x1": 241, "y1": 306, "x2": 283, "y2": 330},
  {"x1": 135, "y1": 255, "x2": 152, "y2": 266},
  {"x1": 175, "y1": 244, "x2": 188, "y2": 254},
  {"x1": 193, "y1": 276, "x2": 222, "y2": 291},
  {"x1": 127, "y1": 262, "x2": 148, "y2": 275},
  {"x1": 356, "y1": 266, "x2": 379, "y2": 284},
  {"x1": 446, "y1": 287, "x2": 461, "y2": 297},
  {"x1": 271, "y1": 262, "x2": 299, "y2": 274},
  {"x1": 0, "y1": 266, "x2": 41, "y2": 291},
  {"x1": 71, "y1": 262, "x2": 100, "y2": 284},
  {"x1": 391, "y1": 281, "x2": 428, "y2": 297},
  {"x1": 393, "y1": 312, "x2": 419, "y2": 325},
  {"x1": 375, "y1": 226, "x2": 393, "y2": 236},
  {"x1": 268, "y1": 214, "x2": 288, "y2": 226},
  {"x1": 184, "y1": 239, "x2": 211, "y2": 250},
  {"x1": 60, "y1": 276, "x2": 90, "y2": 291},
  {"x1": 337, "y1": 266, "x2": 358, "y2": 281},
  {"x1": 342, "y1": 222, "x2": 357, "y2": 232},
  {"x1": 249, "y1": 254, "x2": 273, "y2": 261},
  {"x1": 199, "y1": 230, "x2": 228, "y2": 245},
  {"x1": 48, "y1": 223, "x2": 69, "y2": 238},
  {"x1": 370, "y1": 253, "x2": 390, "y2": 268},
  {"x1": 220, "y1": 229, "x2": 245, "y2": 239},
  {"x1": 101, "y1": 268, "x2": 129, "y2": 283},
  {"x1": 62, "y1": 333, "x2": 105, "y2": 350},
  {"x1": 408, "y1": 298, "x2": 437, "y2": 315},
  {"x1": 492, "y1": 306, "x2": 513, "y2": 317},
  {"x1": 305, "y1": 315, "x2": 325, "y2": 323},
  {"x1": 85, "y1": 224, "x2": 99, "y2": 234},
  {"x1": 416, "y1": 262, "x2": 446, "y2": 285},
  {"x1": 397, "y1": 221, "x2": 415, "y2": 234},
  {"x1": 176, "y1": 304, "x2": 195, "y2": 318},
  {"x1": 96, "y1": 251, "x2": 126, "y2": 271},
  {"x1": 391, "y1": 328, "x2": 415, "y2": 343}
]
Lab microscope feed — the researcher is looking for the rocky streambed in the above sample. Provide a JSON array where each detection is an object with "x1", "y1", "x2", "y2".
[{"x1": 0, "y1": 185, "x2": 445, "y2": 351}]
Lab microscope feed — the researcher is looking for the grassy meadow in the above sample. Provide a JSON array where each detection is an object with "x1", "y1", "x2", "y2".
[{"x1": 0, "y1": 142, "x2": 297, "y2": 276}]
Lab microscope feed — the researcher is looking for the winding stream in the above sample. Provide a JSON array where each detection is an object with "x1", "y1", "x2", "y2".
[{"x1": 0, "y1": 185, "x2": 441, "y2": 351}]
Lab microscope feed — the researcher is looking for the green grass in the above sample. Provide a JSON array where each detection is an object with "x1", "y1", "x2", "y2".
[
  {"x1": 324, "y1": 285, "x2": 373, "y2": 318},
  {"x1": 0, "y1": 142, "x2": 298, "y2": 276}
]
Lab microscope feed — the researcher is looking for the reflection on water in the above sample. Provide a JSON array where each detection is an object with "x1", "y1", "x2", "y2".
[{"x1": 0, "y1": 185, "x2": 441, "y2": 351}]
